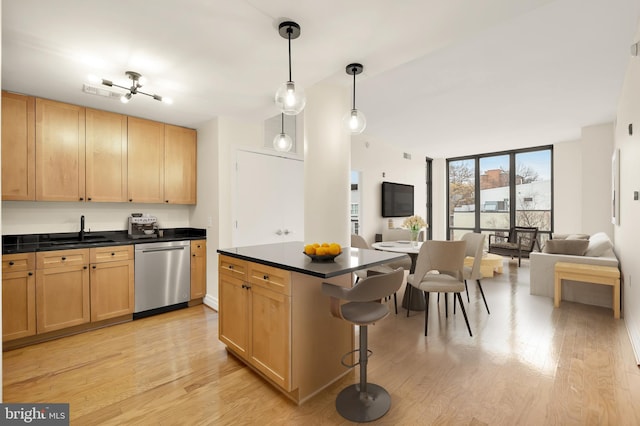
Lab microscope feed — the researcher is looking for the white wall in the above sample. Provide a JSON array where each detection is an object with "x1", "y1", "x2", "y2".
[
  {"x1": 351, "y1": 134, "x2": 428, "y2": 245},
  {"x1": 553, "y1": 139, "x2": 583, "y2": 233},
  {"x1": 614, "y1": 22, "x2": 640, "y2": 364}
]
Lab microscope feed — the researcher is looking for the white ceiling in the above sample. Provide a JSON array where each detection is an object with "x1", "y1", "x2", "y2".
[{"x1": 3, "y1": 0, "x2": 639, "y2": 158}]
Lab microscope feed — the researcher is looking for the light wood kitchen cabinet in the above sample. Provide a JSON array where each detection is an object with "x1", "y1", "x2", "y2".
[
  {"x1": 1, "y1": 91, "x2": 35, "y2": 200},
  {"x1": 2, "y1": 253, "x2": 36, "y2": 341},
  {"x1": 89, "y1": 246, "x2": 134, "y2": 322},
  {"x1": 127, "y1": 116, "x2": 164, "y2": 203},
  {"x1": 36, "y1": 249, "x2": 90, "y2": 333},
  {"x1": 190, "y1": 240, "x2": 206, "y2": 299},
  {"x1": 165, "y1": 125, "x2": 197, "y2": 204},
  {"x1": 35, "y1": 98, "x2": 86, "y2": 201},
  {"x1": 85, "y1": 108, "x2": 128, "y2": 202},
  {"x1": 219, "y1": 255, "x2": 292, "y2": 391}
]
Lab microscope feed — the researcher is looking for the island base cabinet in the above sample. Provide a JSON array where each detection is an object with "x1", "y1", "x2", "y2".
[{"x1": 218, "y1": 255, "x2": 353, "y2": 404}]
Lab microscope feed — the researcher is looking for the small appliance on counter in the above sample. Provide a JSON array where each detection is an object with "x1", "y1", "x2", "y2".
[{"x1": 128, "y1": 213, "x2": 158, "y2": 239}]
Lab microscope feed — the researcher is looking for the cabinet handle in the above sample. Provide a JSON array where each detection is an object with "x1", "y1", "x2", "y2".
[
  {"x1": 197, "y1": 245, "x2": 201, "y2": 248},
  {"x1": 61, "y1": 257, "x2": 67, "y2": 261},
  {"x1": 83, "y1": 265, "x2": 88, "y2": 269},
  {"x1": 263, "y1": 275, "x2": 269, "y2": 280},
  {"x1": 193, "y1": 254, "x2": 196, "y2": 257},
  {"x1": 111, "y1": 252, "x2": 115, "y2": 256},
  {"x1": 79, "y1": 197, "x2": 84, "y2": 201},
  {"x1": 28, "y1": 272, "x2": 33, "y2": 276},
  {"x1": 165, "y1": 200, "x2": 169, "y2": 203},
  {"x1": 229, "y1": 265, "x2": 234, "y2": 270},
  {"x1": 88, "y1": 197, "x2": 92, "y2": 201},
  {"x1": 129, "y1": 199, "x2": 133, "y2": 202},
  {"x1": 92, "y1": 265, "x2": 97, "y2": 269},
  {"x1": 8, "y1": 261, "x2": 14, "y2": 266}
]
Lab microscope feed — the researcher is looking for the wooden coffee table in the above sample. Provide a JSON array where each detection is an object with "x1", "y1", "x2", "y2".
[{"x1": 464, "y1": 253, "x2": 504, "y2": 277}]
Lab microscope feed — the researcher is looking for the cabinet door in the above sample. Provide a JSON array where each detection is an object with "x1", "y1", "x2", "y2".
[
  {"x1": 190, "y1": 240, "x2": 206, "y2": 299},
  {"x1": 2, "y1": 91, "x2": 35, "y2": 200},
  {"x1": 35, "y1": 98, "x2": 86, "y2": 201},
  {"x1": 218, "y1": 273, "x2": 249, "y2": 359},
  {"x1": 36, "y1": 264, "x2": 90, "y2": 333},
  {"x1": 85, "y1": 108, "x2": 128, "y2": 202},
  {"x1": 127, "y1": 117, "x2": 164, "y2": 203},
  {"x1": 165, "y1": 125, "x2": 196, "y2": 204},
  {"x1": 90, "y1": 259, "x2": 134, "y2": 321},
  {"x1": 249, "y1": 284, "x2": 291, "y2": 391},
  {"x1": 2, "y1": 270, "x2": 36, "y2": 341}
]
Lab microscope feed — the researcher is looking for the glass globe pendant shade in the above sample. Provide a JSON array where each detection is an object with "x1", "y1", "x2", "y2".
[
  {"x1": 273, "y1": 132, "x2": 293, "y2": 152},
  {"x1": 343, "y1": 108, "x2": 366, "y2": 134},
  {"x1": 275, "y1": 81, "x2": 306, "y2": 115}
]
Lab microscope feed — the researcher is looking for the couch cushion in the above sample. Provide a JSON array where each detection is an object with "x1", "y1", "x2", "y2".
[
  {"x1": 543, "y1": 239, "x2": 589, "y2": 255},
  {"x1": 552, "y1": 233, "x2": 590, "y2": 240},
  {"x1": 584, "y1": 232, "x2": 614, "y2": 257}
]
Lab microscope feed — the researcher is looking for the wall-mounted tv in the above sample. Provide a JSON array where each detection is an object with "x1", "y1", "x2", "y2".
[{"x1": 381, "y1": 181, "x2": 414, "y2": 217}]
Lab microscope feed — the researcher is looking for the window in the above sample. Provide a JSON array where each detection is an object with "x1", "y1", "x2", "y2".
[{"x1": 447, "y1": 146, "x2": 553, "y2": 243}]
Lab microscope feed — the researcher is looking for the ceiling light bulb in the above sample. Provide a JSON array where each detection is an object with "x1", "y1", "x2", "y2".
[
  {"x1": 273, "y1": 132, "x2": 293, "y2": 152},
  {"x1": 343, "y1": 109, "x2": 366, "y2": 134},
  {"x1": 120, "y1": 93, "x2": 132, "y2": 104},
  {"x1": 162, "y1": 97, "x2": 173, "y2": 105},
  {"x1": 275, "y1": 81, "x2": 305, "y2": 115}
]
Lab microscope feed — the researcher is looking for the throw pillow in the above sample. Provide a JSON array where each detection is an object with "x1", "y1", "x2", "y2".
[
  {"x1": 543, "y1": 239, "x2": 589, "y2": 256},
  {"x1": 585, "y1": 232, "x2": 613, "y2": 257}
]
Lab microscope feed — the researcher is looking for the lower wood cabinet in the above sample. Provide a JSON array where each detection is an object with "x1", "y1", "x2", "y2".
[
  {"x1": 2, "y1": 253, "x2": 36, "y2": 341},
  {"x1": 89, "y1": 246, "x2": 134, "y2": 322},
  {"x1": 190, "y1": 240, "x2": 206, "y2": 299},
  {"x1": 36, "y1": 249, "x2": 90, "y2": 334},
  {"x1": 219, "y1": 255, "x2": 292, "y2": 391}
]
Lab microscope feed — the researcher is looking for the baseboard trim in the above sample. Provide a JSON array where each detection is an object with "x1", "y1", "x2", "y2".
[
  {"x1": 624, "y1": 309, "x2": 640, "y2": 366},
  {"x1": 203, "y1": 294, "x2": 218, "y2": 311}
]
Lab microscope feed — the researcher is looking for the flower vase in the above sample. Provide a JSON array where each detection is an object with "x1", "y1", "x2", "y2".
[{"x1": 410, "y1": 229, "x2": 420, "y2": 247}]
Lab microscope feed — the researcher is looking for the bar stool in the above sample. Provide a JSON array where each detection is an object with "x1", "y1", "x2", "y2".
[{"x1": 322, "y1": 268, "x2": 404, "y2": 422}]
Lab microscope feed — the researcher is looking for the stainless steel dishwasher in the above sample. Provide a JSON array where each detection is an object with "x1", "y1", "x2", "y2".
[{"x1": 134, "y1": 240, "x2": 190, "y2": 318}]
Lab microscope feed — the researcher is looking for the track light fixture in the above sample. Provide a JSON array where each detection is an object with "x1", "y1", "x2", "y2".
[
  {"x1": 273, "y1": 113, "x2": 293, "y2": 152},
  {"x1": 343, "y1": 63, "x2": 366, "y2": 134},
  {"x1": 101, "y1": 71, "x2": 172, "y2": 105},
  {"x1": 275, "y1": 21, "x2": 306, "y2": 115}
]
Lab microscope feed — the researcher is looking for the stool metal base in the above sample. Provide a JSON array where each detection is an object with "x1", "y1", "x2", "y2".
[{"x1": 335, "y1": 383, "x2": 391, "y2": 422}]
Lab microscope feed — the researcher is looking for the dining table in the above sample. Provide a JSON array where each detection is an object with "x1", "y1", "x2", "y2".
[{"x1": 371, "y1": 240, "x2": 426, "y2": 311}]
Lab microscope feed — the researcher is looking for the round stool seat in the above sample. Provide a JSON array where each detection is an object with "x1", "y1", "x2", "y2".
[{"x1": 341, "y1": 301, "x2": 389, "y2": 325}]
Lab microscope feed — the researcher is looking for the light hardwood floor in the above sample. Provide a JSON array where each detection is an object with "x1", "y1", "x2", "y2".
[{"x1": 4, "y1": 260, "x2": 640, "y2": 425}]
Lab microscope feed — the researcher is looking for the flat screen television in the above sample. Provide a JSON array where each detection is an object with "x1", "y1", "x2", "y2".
[{"x1": 381, "y1": 181, "x2": 414, "y2": 217}]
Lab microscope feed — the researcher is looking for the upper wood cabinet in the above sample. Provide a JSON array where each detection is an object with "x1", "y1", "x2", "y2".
[
  {"x1": 165, "y1": 124, "x2": 197, "y2": 204},
  {"x1": 85, "y1": 108, "x2": 128, "y2": 202},
  {"x1": 127, "y1": 117, "x2": 165, "y2": 203},
  {"x1": 35, "y1": 98, "x2": 86, "y2": 201},
  {"x1": 2, "y1": 91, "x2": 35, "y2": 200}
]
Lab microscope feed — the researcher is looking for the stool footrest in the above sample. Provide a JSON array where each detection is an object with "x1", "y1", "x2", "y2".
[{"x1": 341, "y1": 348, "x2": 372, "y2": 368}]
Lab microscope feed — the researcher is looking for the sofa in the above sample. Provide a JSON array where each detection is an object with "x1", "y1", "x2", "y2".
[{"x1": 529, "y1": 232, "x2": 619, "y2": 308}]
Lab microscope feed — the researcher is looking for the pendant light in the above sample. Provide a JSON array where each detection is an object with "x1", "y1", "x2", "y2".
[
  {"x1": 343, "y1": 63, "x2": 366, "y2": 134},
  {"x1": 100, "y1": 71, "x2": 172, "y2": 104},
  {"x1": 275, "y1": 21, "x2": 306, "y2": 115},
  {"x1": 273, "y1": 113, "x2": 293, "y2": 152}
]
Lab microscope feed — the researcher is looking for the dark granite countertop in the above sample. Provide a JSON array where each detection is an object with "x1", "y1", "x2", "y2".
[
  {"x1": 217, "y1": 241, "x2": 406, "y2": 279},
  {"x1": 2, "y1": 228, "x2": 206, "y2": 254}
]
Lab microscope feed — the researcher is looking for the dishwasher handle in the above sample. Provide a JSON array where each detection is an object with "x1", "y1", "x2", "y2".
[{"x1": 141, "y1": 246, "x2": 186, "y2": 253}]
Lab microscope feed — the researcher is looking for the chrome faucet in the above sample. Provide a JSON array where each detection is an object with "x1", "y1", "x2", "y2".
[{"x1": 80, "y1": 215, "x2": 85, "y2": 241}]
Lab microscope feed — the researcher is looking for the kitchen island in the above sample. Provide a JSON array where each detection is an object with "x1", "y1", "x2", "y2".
[{"x1": 217, "y1": 241, "x2": 405, "y2": 405}]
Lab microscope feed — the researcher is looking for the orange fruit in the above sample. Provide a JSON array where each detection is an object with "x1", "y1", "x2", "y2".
[
  {"x1": 328, "y1": 243, "x2": 341, "y2": 255},
  {"x1": 313, "y1": 243, "x2": 320, "y2": 248},
  {"x1": 315, "y1": 246, "x2": 327, "y2": 256},
  {"x1": 321, "y1": 243, "x2": 330, "y2": 247},
  {"x1": 304, "y1": 244, "x2": 316, "y2": 255}
]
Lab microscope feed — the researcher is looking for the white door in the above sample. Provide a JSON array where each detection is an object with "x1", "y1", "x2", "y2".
[{"x1": 233, "y1": 150, "x2": 304, "y2": 247}]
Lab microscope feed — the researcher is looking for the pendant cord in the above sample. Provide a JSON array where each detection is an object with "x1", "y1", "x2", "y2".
[
  {"x1": 281, "y1": 113, "x2": 285, "y2": 133},
  {"x1": 288, "y1": 29, "x2": 293, "y2": 82},
  {"x1": 352, "y1": 69, "x2": 357, "y2": 110}
]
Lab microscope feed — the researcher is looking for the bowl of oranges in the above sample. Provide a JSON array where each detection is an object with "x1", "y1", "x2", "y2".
[{"x1": 304, "y1": 242, "x2": 342, "y2": 262}]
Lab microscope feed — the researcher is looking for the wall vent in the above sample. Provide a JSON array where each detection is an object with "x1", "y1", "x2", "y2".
[
  {"x1": 82, "y1": 83, "x2": 123, "y2": 101},
  {"x1": 403, "y1": 152, "x2": 412, "y2": 160}
]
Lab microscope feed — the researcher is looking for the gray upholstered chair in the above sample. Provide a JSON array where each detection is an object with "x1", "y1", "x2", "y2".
[
  {"x1": 406, "y1": 240, "x2": 472, "y2": 336},
  {"x1": 461, "y1": 232, "x2": 490, "y2": 314},
  {"x1": 322, "y1": 268, "x2": 404, "y2": 422},
  {"x1": 351, "y1": 234, "x2": 407, "y2": 314}
]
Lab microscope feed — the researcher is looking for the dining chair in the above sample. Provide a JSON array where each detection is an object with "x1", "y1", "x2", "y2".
[
  {"x1": 351, "y1": 234, "x2": 407, "y2": 314},
  {"x1": 406, "y1": 240, "x2": 472, "y2": 336},
  {"x1": 322, "y1": 268, "x2": 404, "y2": 422},
  {"x1": 461, "y1": 232, "x2": 490, "y2": 314}
]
